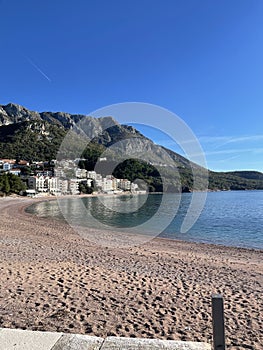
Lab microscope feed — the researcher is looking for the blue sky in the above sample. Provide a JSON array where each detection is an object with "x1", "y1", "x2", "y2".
[{"x1": 0, "y1": 0, "x2": 262, "y2": 172}]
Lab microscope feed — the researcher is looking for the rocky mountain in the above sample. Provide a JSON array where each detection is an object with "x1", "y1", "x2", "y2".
[
  {"x1": 0, "y1": 103, "x2": 143, "y2": 161},
  {"x1": 0, "y1": 103, "x2": 194, "y2": 170},
  {"x1": 0, "y1": 102, "x2": 262, "y2": 191}
]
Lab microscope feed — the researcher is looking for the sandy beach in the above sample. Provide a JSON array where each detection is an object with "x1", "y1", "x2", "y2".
[{"x1": 0, "y1": 197, "x2": 262, "y2": 349}]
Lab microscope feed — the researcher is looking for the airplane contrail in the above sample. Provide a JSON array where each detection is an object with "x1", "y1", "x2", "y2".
[{"x1": 24, "y1": 55, "x2": 51, "y2": 82}]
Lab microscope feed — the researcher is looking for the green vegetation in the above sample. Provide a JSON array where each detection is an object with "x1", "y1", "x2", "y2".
[
  {"x1": 0, "y1": 104, "x2": 262, "y2": 193},
  {"x1": 0, "y1": 121, "x2": 66, "y2": 161},
  {"x1": 113, "y1": 159, "x2": 163, "y2": 192},
  {"x1": 0, "y1": 173, "x2": 26, "y2": 195},
  {"x1": 112, "y1": 160, "x2": 263, "y2": 192},
  {"x1": 79, "y1": 143, "x2": 107, "y2": 170},
  {"x1": 208, "y1": 171, "x2": 263, "y2": 191},
  {"x1": 79, "y1": 181, "x2": 94, "y2": 194}
]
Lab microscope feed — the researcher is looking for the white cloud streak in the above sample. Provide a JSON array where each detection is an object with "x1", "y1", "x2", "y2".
[
  {"x1": 198, "y1": 134, "x2": 263, "y2": 172},
  {"x1": 24, "y1": 56, "x2": 51, "y2": 82},
  {"x1": 199, "y1": 134, "x2": 263, "y2": 145},
  {"x1": 188, "y1": 147, "x2": 263, "y2": 159},
  {"x1": 206, "y1": 147, "x2": 263, "y2": 156}
]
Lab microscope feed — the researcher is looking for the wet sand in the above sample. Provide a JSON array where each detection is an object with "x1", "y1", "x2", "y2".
[{"x1": 0, "y1": 197, "x2": 262, "y2": 349}]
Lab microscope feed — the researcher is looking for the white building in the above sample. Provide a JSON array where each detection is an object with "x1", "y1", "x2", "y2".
[
  {"x1": 54, "y1": 168, "x2": 66, "y2": 178},
  {"x1": 3, "y1": 163, "x2": 12, "y2": 171},
  {"x1": 68, "y1": 179, "x2": 80, "y2": 195},
  {"x1": 105, "y1": 175, "x2": 118, "y2": 191},
  {"x1": 9, "y1": 169, "x2": 21, "y2": 176},
  {"x1": 95, "y1": 173, "x2": 103, "y2": 188},
  {"x1": 101, "y1": 178, "x2": 113, "y2": 192},
  {"x1": 118, "y1": 179, "x2": 131, "y2": 191},
  {"x1": 47, "y1": 177, "x2": 60, "y2": 194},
  {"x1": 87, "y1": 171, "x2": 97, "y2": 180},
  {"x1": 59, "y1": 179, "x2": 69, "y2": 194},
  {"x1": 75, "y1": 168, "x2": 87, "y2": 178},
  {"x1": 28, "y1": 176, "x2": 49, "y2": 193}
]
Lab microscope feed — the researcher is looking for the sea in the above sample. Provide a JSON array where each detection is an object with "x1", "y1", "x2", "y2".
[{"x1": 26, "y1": 190, "x2": 263, "y2": 250}]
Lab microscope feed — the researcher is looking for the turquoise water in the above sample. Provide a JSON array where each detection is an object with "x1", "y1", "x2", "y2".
[{"x1": 26, "y1": 191, "x2": 263, "y2": 250}]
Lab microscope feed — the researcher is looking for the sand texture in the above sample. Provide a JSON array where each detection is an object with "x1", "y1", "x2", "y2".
[{"x1": 0, "y1": 197, "x2": 262, "y2": 349}]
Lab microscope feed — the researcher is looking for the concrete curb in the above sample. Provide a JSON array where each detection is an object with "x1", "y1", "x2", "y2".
[{"x1": 0, "y1": 328, "x2": 211, "y2": 350}]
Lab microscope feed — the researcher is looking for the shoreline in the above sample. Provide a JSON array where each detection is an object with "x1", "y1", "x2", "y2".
[
  {"x1": 0, "y1": 198, "x2": 262, "y2": 349},
  {"x1": 21, "y1": 195, "x2": 263, "y2": 252}
]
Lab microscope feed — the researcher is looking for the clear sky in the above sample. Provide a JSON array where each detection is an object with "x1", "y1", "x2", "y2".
[{"x1": 1, "y1": 0, "x2": 262, "y2": 172}]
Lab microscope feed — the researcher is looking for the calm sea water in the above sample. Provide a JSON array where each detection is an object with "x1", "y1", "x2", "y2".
[{"x1": 26, "y1": 191, "x2": 263, "y2": 250}]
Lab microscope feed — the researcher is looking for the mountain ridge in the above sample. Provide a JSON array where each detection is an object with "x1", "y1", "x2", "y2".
[{"x1": 0, "y1": 102, "x2": 262, "y2": 191}]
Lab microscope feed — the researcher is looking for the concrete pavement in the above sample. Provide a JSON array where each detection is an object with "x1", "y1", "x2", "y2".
[{"x1": 0, "y1": 328, "x2": 211, "y2": 350}]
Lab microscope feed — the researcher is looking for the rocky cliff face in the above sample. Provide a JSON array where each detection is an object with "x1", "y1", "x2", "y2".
[
  {"x1": 1, "y1": 102, "x2": 262, "y2": 191},
  {"x1": 0, "y1": 103, "x2": 178, "y2": 168},
  {"x1": 0, "y1": 103, "x2": 145, "y2": 142},
  {"x1": 0, "y1": 103, "x2": 41, "y2": 125},
  {"x1": 0, "y1": 103, "x2": 115, "y2": 129}
]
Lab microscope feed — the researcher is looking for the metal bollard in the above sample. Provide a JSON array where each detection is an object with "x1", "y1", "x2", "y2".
[{"x1": 212, "y1": 294, "x2": 226, "y2": 350}]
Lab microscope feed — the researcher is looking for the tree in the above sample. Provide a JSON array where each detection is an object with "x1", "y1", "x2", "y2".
[
  {"x1": 2, "y1": 174, "x2": 10, "y2": 194},
  {"x1": 0, "y1": 173, "x2": 26, "y2": 195},
  {"x1": 79, "y1": 181, "x2": 93, "y2": 194}
]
